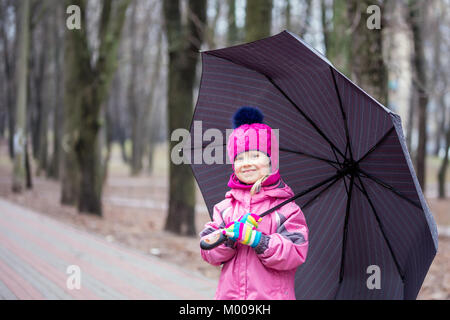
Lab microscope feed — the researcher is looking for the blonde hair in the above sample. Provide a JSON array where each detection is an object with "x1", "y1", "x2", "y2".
[{"x1": 250, "y1": 174, "x2": 269, "y2": 196}]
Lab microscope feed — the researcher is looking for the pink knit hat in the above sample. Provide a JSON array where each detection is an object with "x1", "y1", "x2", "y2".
[{"x1": 227, "y1": 107, "x2": 279, "y2": 174}]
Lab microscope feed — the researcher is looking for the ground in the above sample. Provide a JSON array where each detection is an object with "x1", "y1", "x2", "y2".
[{"x1": 0, "y1": 140, "x2": 448, "y2": 299}]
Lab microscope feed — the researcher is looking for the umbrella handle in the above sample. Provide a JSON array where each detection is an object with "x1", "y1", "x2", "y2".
[{"x1": 200, "y1": 229, "x2": 228, "y2": 250}]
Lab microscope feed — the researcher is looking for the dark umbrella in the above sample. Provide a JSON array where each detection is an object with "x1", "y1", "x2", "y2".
[{"x1": 189, "y1": 30, "x2": 438, "y2": 300}]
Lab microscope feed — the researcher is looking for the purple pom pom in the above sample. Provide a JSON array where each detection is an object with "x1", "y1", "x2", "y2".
[{"x1": 232, "y1": 106, "x2": 264, "y2": 129}]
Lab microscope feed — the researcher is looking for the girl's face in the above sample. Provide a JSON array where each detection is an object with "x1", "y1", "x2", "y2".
[{"x1": 234, "y1": 150, "x2": 271, "y2": 184}]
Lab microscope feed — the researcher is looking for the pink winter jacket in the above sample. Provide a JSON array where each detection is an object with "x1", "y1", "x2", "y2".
[{"x1": 200, "y1": 179, "x2": 309, "y2": 300}]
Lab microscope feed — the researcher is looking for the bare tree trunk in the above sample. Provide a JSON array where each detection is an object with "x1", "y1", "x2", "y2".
[
  {"x1": 227, "y1": 0, "x2": 239, "y2": 46},
  {"x1": 102, "y1": 100, "x2": 113, "y2": 187},
  {"x1": 144, "y1": 30, "x2": 163, "y2": 174},
  {"x1": 128, "y1": 0, "x2": 157, "y2": 176},
  {"x1": 62, "y1": 0, "x2": 130, "y2": 216},
  {"x1": 322, "y1": 0, "x2": 351, "y2": 77},
  {"x1": 32, "y1": 8, "x2": 51, "y2": 176},
  {"x1": 109, "y1": 72, "x2": 128, "y2": 164},
  {"x1": 434, "y1": 102, "x2": 446, "y2": 155},
  {"x1": 128, "y1": 0, "x2": 142, "y2": 176},
  {"x1": 204, "y1": 0, "x2": 221, "y2": 49},
  {"x1": 408, "y1": 0, "x2": 429, "y2": 191},
  {"x1": 147, "y1": 113, "x2": 158, "y2": 174},
  {"x1": 438, "y1": 111, "x2": 449, "y2": 198},
  {"x1": 25, "y1": 137, "x2": 32, "y2": 188},
  {"x1": 163, "y1": 0, "x2": 207, "y2": 236},
  {"x1": 298, "y1": 0, "x2": 312, "y2": 38},
  {"x1": 347, "y1": 1, "x2": 388, "y2": 106},
  {"x1": 60, "y1": 2, "x2": 84, "y2": 205},
  {"x1": 430, "y1": 0, "x2": 445, "y2": 157},
  {"x1": 433, "y1": 103, "x2": 445, "y2": 156},
  {"x1": 435, "y1": 0, "x2": 449, "y2": 197},
  {"x1": 406, "y1": 83, "x2": 416, "y2": 155},
  {"x1": 1, "y1": 0, "x2": 17, "y2": 159},
  {"x1": 30, "y1": 34, "x2": 45, "y2": 163},
  {"x1": 245, "y1": 0, "x2": 272, "y2": 42},
  {"x1": 78, "y1": 0, "x2": 130, "y2": 215},
  {"x1": 12, "y1": 0, "x2": 30, "y2": 193},
  {"x1": 285, "y1": 0, "x2": 291, "y2": 31},
  {"x1": 321, "y1": 0, "x2": 330, "y2": 54},
  {"x1": 48, "y1": 0, "x2": 64, "y2": 179}
]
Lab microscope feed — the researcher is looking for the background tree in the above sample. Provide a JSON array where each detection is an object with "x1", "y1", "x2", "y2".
[
  {"x1": 0, "y1": 0, "x2": 17, "y2": 160},
  {"x1": 321, "y1": 0, "x2": 351, "y2": 76},
  {"x1": 227, "y1": 0, "x2": 239, "y2": 46},
  {"x1": 245, "y1": 0, "x2": 272, "y2": 42},
  {"x1": 348, "y1": 0, "x2": 388, "y2": 106},
  {"x1": 163, "y1": 0, "x2": 207, "y2": 236},
  {"x1": 61, "y1": 0, "x2": 130, "y2": 215},
  {"x1": 29, "y1": 0, "x2": 52, "y2": 176},
  {"x1": 48, "y1": 0, "x2": 65, "y2": 180},
  {"x1": 12, "y1": 0, "x2": 30, "y2": 193},
  {"x1": 128, "y1": 0, "x2": 144, "y2": 175},
  {"x1": 430, "y1": 0, "x2": 449, "y2": 198},
  {"x1": 145, "y1": 29, "x2": 164, "y2": 174},
  {"x1": 322, "y1": 0, "x2": 387, "y2": 103},
  {"x1": 286, "y1": 0, "x2": 311, "y2": 37},
  {"x1": 204, "y1": 0, "x2": 222, "y2": 49},
  {"x1": 407, "y1": 0, "x2": 429, "y2": 191},
  {"x1": 439, "y1": 121, "x2": 450, "y2": 198}
]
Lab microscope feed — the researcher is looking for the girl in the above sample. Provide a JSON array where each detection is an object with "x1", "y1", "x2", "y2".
[{"x1": 199, "y1": 106, "x2": 309, "y2": 300}]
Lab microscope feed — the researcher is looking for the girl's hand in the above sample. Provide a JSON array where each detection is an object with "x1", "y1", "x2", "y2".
[
  {"x1": 237, "y1": 213, "x2": 262, "y2": 229},
  {"x1": 222, "y1": 221, "x2": 262, "y2": 248}
]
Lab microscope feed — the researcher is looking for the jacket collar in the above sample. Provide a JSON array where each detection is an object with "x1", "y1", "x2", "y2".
[
  {"x1": 227, "y1": 169, "x2": 281, "y2": 190},
  {"x1": 225, "y1": 172, "x2": 294, "y2": 204}
]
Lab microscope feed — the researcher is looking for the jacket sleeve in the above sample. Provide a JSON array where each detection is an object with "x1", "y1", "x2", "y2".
[
  {"x1": 254, "y1": 203, "x2": 309, "y2": 271},
  {"x1": 199, "y1": 204, "x2": 237, "y2": 266}
]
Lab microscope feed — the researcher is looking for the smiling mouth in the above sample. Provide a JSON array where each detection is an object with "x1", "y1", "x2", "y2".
[{"x1": 242, "y1": 169, "x2": 256, "y2": 173}]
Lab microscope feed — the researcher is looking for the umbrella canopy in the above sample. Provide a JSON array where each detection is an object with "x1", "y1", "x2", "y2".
[{"x1": 189, "y1": 30, "x2": 438, "y2": 300}]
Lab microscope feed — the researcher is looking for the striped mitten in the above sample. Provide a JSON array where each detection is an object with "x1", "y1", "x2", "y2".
[
  {"x1": 237, "y1": 213, "x2": 262, "y2": 229},
  {"x1": 222, "y1": 221, "x2": 262, "y2": 248}
]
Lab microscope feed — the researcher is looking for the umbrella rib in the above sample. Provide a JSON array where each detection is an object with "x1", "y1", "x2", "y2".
[
  {"x1": 342, "y1": 174, "x2": 350, "y2": 198},
  {"x1": 337, "y1": 173, "x2": 355, "y2": 286},
  {"x1": 279, "y1": 147, "x2": 341, "y2": 167},
  {"x1": 259, "y1": 171, "x2": 344, "y2": 218},
  {"x1": 358, "y1": 168, "x2": 422, "y2": 210},
  {"x1": 331, "y1": 147, "x2": 341, "y2": 168},
  {"x1": 356, "y1": 126, "x2": 395, "y2": 165},
  {"x1": 301, "y1": 173, "x2": 343, "y2": 209},
  {"x1": 263, "y1": 76, "x2": 346, "y2": 161},
  {"x1": 354, "y1": 174, "x2": 406, "y2": 282},
  {"x1": 330, "y1": 67, "x2": 354, "y2": 162}
]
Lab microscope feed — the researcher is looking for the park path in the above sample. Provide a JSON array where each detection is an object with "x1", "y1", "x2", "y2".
[{"x1": 0, "y1": 198, "x2": 217, "y2": 300}]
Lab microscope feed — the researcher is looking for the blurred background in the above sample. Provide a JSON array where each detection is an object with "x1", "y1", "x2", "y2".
[{"x1": 0, "y1": 0, "x2": 448, "y2": 299}]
